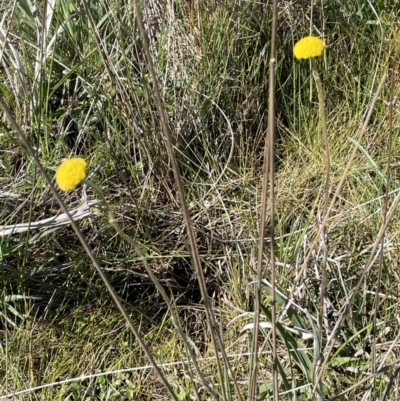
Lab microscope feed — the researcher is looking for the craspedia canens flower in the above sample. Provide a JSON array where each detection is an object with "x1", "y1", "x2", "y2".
[
  {"x1": 293, "y1": 36, "x2": 325, "y2": 59},
  {"x1": 56, "y1": 158, "x2": 87, "y2": 191}
]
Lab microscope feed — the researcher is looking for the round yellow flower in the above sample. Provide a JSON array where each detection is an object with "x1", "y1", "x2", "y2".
[
  {"x1": 293, "y1": 36, "x2": 325, "y2": 59},
  {"x1": 55, "y1": 158, "x2": 87, "y2": 191}
]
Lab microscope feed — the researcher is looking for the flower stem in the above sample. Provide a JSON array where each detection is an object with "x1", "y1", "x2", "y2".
[{"x1": 311, "y1": 57, "x2": 330, "y2": 396}]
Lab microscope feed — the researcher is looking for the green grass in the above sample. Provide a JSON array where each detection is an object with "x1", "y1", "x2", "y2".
[{"x1": 2, "y1": 0, "x2": 400, "y2": 400}]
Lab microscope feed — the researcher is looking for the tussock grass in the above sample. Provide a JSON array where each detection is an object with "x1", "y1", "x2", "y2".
[{"x1": 2, "y1": 0, "x2": 400, "y2": 400}]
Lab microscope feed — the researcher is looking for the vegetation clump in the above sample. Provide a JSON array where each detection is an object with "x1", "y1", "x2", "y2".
[{"x1": 1, "y1": 1, "x2": 400, "y2": 400}]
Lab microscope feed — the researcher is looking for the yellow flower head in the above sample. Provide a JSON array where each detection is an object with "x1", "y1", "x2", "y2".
[
  {"x1": 293, "y1": 36, "x2": 325, "y2": 59},
  {"x1": 56, "y1": 158, "x2": 87, "y2": 191}
]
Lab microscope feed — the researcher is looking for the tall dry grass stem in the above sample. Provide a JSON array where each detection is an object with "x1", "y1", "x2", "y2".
[{"x1": 250, "y1": 0, "x2": 279, "y2": 400}]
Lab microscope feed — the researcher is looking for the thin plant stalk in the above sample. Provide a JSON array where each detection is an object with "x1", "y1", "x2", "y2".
[
  {"x1": 0, "y1": 95, "x2": 180, "y2": 401},
  {"x1": 311, "y1": 57, "x2": 329, "y2": 397},
  {"x1": 249, "y1": 0, "x2": 279, "y2": 400}
]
